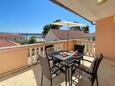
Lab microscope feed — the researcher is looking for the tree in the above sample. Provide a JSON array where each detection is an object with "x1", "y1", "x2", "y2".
[
  {"x1": 42, "y1": 20, "x2": 62, "y2": 35},
  {"x1": 69, "y1": 26, "x2": 81, "y2": 31},
  {"x1": 28, "y1": 36, "x2": 37, "y2": 44},
  {"x1": 42, "y1": 25, "x2": 51, "y2": 35},
  {"x1": 82, "y1": 26, "x2": 89, "y2": 33}
]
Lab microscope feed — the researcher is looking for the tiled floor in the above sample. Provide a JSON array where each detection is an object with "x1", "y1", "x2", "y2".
[{"x1": 0, "y1": 56, "x2": 115, "y2": 86}]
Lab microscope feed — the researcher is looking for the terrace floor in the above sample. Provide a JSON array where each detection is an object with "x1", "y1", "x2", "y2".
[{"x1": 0, "y1": 57, "x2": 115, "y2": 86}]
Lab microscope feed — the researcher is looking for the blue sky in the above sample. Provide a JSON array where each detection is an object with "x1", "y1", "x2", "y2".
[{"x1": 0, "y1": 0, "x2": 95, "y2": 33}]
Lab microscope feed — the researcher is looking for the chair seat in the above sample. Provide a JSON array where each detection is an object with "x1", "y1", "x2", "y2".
[
  {"x1": 74, "y1": 68, "x2": 92, "y2": 80},
  {"x1": 51, "y1": 65, "x2": 65, "y2": 78},
  {"x1": 80, "y1": 56, "x2": 97, "y2": 72},
  {"x1": 71, "y1": 54, "x2": 103, "y2": 86},
  {"x1": 72, "y1": 56, "x2": 98, "y2": 79},
  {"x1": 80, "y1": 61, "x2": 93, "y2": 73}
]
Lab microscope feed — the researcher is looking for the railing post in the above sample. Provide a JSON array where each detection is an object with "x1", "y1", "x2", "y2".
[
  {"x1": 42, "y1": 46, "x2": 45, "y2": 57},
  {"x1": 29, "y1": 48, "x2": 33, "y2": 65},
  {"x1": 34, "y1": 48, "x2": 37, "y2": 64}
]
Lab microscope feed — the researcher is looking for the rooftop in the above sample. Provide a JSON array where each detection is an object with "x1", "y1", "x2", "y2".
[
  {"x1": 0, "y1": 33, "x2": 22, "y2": 38},
  {"x1": 0, "y1": 40, "x2": 20, "y2": 47},
  {"x1": 50, "y1": 29, "x2": 95, "y2": 40}
]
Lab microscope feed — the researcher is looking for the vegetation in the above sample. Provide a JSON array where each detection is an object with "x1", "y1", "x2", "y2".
[
  {"x1": 82, "y1": 26, "x2": 89, "y2": 33},
  {"x1": 42, "y1": 20, "x2": 62, "y2": 35},
  {"x1": 42, "y1": 20, "x2": 90, "y2": 35},
  {"x1": 69, "y1": 25, "x2": 89, "y2": 33},
  {"x1": 28, "y1": 36, "x2": 37, "y2": 44},
  {"x1": 69, "y1": 26, "x2": 81, "y2": 31}
]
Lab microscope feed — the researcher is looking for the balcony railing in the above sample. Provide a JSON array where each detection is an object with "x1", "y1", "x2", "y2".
[{"x1": 0, "y1": 39, "x2": 95, "y2": 76}]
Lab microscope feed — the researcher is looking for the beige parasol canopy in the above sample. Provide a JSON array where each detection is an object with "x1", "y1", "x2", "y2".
[{"x1": 51, "y1": 21, "x2": 86, "y2": 27}]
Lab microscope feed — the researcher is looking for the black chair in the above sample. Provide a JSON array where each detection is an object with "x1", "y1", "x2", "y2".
[
  {"x1": 45, "y1": 45, "x2": 61, "y2": 65},
  {"x1": 39, "y1": 54, "x2": 66, "y2": 86},
  {"x1": 45, "y1": 45, "x2": 54, "y2": 60},
  {"x1": 74, "y1": 44, "x2": 85, "y2": 54},
  {"x1": 72, "y1": 54, "x2": 103, "y2": 86},
  {"x1": 73, "y1": 44, "x2": 85, "y2": 66}
]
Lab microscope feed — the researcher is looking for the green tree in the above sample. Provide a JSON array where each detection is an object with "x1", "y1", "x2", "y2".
[
  {"x1": 42, "y1": 25, "x2": 51, "y2": 35},
  {"x1": 42, "y1": 20, "x2": 62, "y2": 35},
  {"x1": 82, "y1": 26, "x2": 89, "y2": 33},
  {"x1": 69, "y1": 26, "x2": 81, "y2": 31},
  {"x1": 28, "y1": 36, "x2": 37, "y2": 44}
]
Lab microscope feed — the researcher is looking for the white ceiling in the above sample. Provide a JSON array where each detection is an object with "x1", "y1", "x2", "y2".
[{"x1": 51, "y1": 0, "x2": 115, "y2": 22}]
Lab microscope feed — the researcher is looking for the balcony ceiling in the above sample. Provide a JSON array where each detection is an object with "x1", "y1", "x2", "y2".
[{"x1": 51, "y1": 0, "x2": 115, "y2": 22}]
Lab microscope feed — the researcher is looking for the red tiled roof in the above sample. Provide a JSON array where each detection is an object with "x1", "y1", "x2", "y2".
[
  {"x1": 0, "y1": 40, "x2": 19, "y2": 47},
  {"x1": 51, "y1": 29, "x2": 95, "y2": 40},
  {"x1": 0, "y1": 34, "x2": 22, "y2": 38},
  {"x1": 50, "y1": 29, "x2": 95, "y2": 40}
]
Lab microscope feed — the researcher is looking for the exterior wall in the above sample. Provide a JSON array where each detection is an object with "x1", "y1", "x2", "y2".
[
  {"x1": 0, "y1": 47, "x2": 28, "y2": 74},
  {"x1": 45, "y1": 31, "x2": 59, "y2": 41},
  {"x1": 96, "y1": 16, "x2": 115, "y2": 60}
]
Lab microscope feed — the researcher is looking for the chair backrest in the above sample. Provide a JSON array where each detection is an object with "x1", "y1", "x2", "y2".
[
  {"x1": 38, "y1": 54, "x2": 52, "y2": 80},
  {"x1": 74, "y1": 44, "x2": 85, "y2": 54},
  {"x1": 46, "y1": 47, "x2": 54, "y2": 55},
  {"x1": 45, "y1": 45, "x2": 54, "y2": 61},
  {"x1": 92, "y1": 54, "x2": 103, "y2": 75},
  {"x1": 45, "y1": 45, "x2": 53, "y2": 50}
]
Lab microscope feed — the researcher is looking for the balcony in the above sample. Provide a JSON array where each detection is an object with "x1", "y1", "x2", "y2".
[{"x1": 0, "y1": 39, "x2": 115, "y2": 86}]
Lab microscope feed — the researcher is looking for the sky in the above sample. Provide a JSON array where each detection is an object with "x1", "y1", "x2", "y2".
[{"x1": 0, "y1": 0, "x2": 95, "y2": 33}]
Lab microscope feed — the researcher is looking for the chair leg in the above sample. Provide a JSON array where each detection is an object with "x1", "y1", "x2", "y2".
[
  {"x1": 70, "y1": 67, "x2": 73, "y2": 86},
  {"x1": 96, "y1": 75, "x2": 99, "y2": 86},
  {"x1": 91, "y1": 81, "x2": 94, "y2": 86},
  {"x1": 65, "y1": 68, "x2": 67, "y2": 86},
  {"x1": 41, "y1": 73, "x2": 43, "y2": 86},
  {"x1": 50, "y1": 79, "x2": 52, "y2": 86}
]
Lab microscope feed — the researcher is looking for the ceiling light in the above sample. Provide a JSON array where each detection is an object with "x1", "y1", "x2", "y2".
[{"x1": 96, "y1": 0, "x2": 107, "y2": 5}]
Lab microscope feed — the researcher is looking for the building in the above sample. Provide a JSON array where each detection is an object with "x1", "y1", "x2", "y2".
[
  {"x1": 0, "y1": 40, "x2": 20, "y2": 47},
  {"x1": 0, "y1": 33, "x2": 25, "y2": 44},
  {"x1": 19, "y1": 33, "x2": 45, "y2": 43},
  {"x1": 45, "y1": 29, "x2": 95, "y2": 41}
]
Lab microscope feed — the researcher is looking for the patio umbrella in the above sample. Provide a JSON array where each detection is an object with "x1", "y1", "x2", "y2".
[
  {"x1": 51, "y1": 21, "x2": 86, "y2": 50},
  {"x1": 51, "y1": 21, "x2": 85, "y2": 27}
]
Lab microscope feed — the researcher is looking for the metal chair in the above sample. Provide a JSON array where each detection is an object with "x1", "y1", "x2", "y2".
[
  {"x1": 45, "y1": 45, "x2": 61, "y2": 65},
  {"x1": 72, "y1": 54, "x2": 103, "y2": 86},
  {"x1": 73, "y1": 44, "x2": 85, "y2": 66},
  {"x1": 39, "y1": 54, "x2": 66, "y2": 86},
  {"x1": 74, "y1": 44, "x2": 85, "y2": 54}
]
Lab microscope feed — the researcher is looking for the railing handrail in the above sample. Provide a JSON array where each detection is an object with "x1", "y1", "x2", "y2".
[
  {"x1": 0, "y1": 39, "x2": 75, "y2": 50},
  {"x1": 0, "y1": 39, "x2": 95, "y2": 75}
]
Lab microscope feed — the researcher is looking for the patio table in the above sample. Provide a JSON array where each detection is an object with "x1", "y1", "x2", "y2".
[{"x1": 50, "y1": 51, "x2": 84, "y2": 86}]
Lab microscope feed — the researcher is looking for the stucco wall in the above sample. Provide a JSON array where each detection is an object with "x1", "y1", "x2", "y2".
[{"x1": 96, "y1": 16, "x2": 115, "y2": 60}]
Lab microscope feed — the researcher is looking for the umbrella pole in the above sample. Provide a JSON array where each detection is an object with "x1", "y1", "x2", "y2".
[{"x1": 67, "y1": 23, "x2": 69, "y2": 51}]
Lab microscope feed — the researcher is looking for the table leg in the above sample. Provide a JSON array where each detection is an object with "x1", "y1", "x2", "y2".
[{"x1": 66, "y1": 66, "x2": 72, "y2": 86}]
